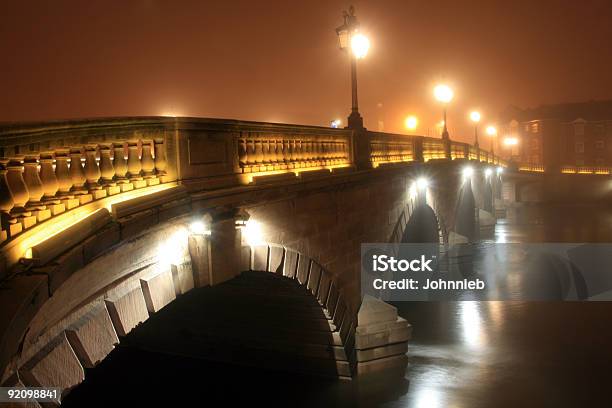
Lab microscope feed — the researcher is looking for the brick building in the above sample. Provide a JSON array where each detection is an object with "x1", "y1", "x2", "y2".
[{"x1": 499, "y1": 100, "x2": 612, "y2": 170}]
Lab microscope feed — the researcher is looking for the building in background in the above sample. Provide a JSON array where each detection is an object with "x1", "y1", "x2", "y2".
[{"x1": 499, "y1": 100, "x2": 612, "y2": 171}]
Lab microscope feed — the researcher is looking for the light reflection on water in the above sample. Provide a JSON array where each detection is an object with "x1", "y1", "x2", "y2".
[{"x1": 383, "y1": 205, "x2": 612, "y2": 408}]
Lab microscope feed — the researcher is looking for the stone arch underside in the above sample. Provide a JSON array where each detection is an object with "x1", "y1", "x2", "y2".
[{"x1": 0, "y1": 215, "x2": 355, "y2": 404}]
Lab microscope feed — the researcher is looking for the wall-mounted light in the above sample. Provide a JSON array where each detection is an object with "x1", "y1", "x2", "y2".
[
  {"x1": 243, "y1": 220, "x2": 263, "y2": 246},
  {"x1": 189, "y1": 220, "x2": 211, "y2": 236},
  {"x1": 416, "y1": 177, "x2": 429, "y2": 190},
  {"x1": 462, "y1": 166, "x2": 474, "y2": 178},
  {"x1": 157, "y1": 227, "x2": 189, "y2": 269}
]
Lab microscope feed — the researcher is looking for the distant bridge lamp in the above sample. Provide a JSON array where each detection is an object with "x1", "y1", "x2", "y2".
[
  {"x1": 405, "y1": 116, "x2": 418, "y2": 131},
  {"x1": 469, "y1": 111, "x2": 481, "y2": 148},
  {"x1": 485, "y1": 125, "x2": 497, "y2": 155},
  {"x1": 433, "y1": 84, "x2": 454, "y2": 140},
  {"x1": 503, "y1": 136, "x2": 520, "y2": 158},
  {"x1": 336, "y1": 6, "x2": 370, "y2": 129}
]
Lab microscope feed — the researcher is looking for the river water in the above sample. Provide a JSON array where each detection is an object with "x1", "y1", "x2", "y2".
[{"x1": 63, "y1": 204, "x2": 612, "y2": 407}]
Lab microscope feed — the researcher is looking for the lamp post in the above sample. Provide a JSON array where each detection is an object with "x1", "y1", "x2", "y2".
[
  {"x1": 470, "y1": 111, "x2": 481, "y2": 148},
  {"x1": 336, "y1": 6, "x2": 369, "y2": 129},
  {"x1": 433, "y1": 85, "x2": 453, "y2": 141},
  {"x1": 486, "y1": 125, "x2": 497, "y2": 156}
]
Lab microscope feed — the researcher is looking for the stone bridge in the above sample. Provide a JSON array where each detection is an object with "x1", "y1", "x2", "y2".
[{"x1": 0, "y1": 117, "x2": 505, "y2": 402}]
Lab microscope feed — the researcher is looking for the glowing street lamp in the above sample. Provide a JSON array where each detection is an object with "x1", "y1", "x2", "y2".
[
  {"x1": 434, "y1": 84, "x2": 453, "y2": 140},
  {"x1": 330, "y1": 119, "x2": 342, "y2": 128},
  {"x1": 503, "y1": 137, "x2": 519, "y2": 146},
  {"x1": 485, "y1": 125, "x2": 497, "y2": 155},
  {"x1": 405, "y1": 116, "x2": 418, "y2": 131},
  {"x1": 336, "y1": 6, "x2": 369, "y2": 129},
  {"x1": 470, "y1": 111, "x2": 481, "y2": 148},
  {"x1": 351, "y1": 33, "x2": 370, "y2": 59}
]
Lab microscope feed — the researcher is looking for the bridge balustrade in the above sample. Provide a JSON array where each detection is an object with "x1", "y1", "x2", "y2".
[
  {"x1": 237, "y1": 131, "x2": 350, "y2": 173},
  {"x1": 369, "y1": 132, "x2": 415, "y2": 167},
  {"x1": 0, "y1": 117, "x2": 506, "y2": 274},
  {"x1": 0, "y1": 128, "x2": 169, "y2": 245}
]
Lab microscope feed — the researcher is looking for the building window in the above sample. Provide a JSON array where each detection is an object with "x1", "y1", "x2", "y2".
[
  {"x1": 574, "y1": 123, "x2": 585, "y2": 136},
  {"x1": 531, "y1": 138, "x2": 539, "y2": 149},
  {"x1": 575, "y1": 142, "x2": 585, "y2": 153},
  {"x1": 530, "y1": 122, "x2": 539, "y2": 133},
  {"x1": 595, "y1": 140, "x2": 605, "y2": 149}
]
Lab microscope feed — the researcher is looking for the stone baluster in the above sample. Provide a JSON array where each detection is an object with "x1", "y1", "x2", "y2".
[
  {"x1": 154, "y1": 138, "x2": 168, "y2": 176},
  {"x1": 126, "y1": 141, "x2": 142, "y2": 180},
  {"x1": 288, "y1": 139, "x2": 295, "y2": 166},
  {"x1": 282, "y1": 139, "x2": 290, "y2": 164},
  {"x1": 55, "y1": 150, "x2": 73, "y2": 196},
  {"x1": 295, "y1": 140, "x2": 303, "y2": 164},
  {"x1": 335, "y1": 141, "x2": 340, "y2": 161},
  {"x1": 238, "y1": 138, "x2": 247, "y2": 167},
  {"x1": 113, "y1": 142, "x2": 128, "y2": 183},
  {"x1": 262, "y1": 140, "x2": 271, "y2": 165},
  {"x1": 0, "y1": 160, "x2": 16, "y2": 238},
  {"x1": 69, "y1": 148, "x2": 87, "y2": 195},
  {"x1": 274, "y1": 139, "x2": 282, "y2": 166},
  {"x1": 305, "y1": 140, "x2": 312, "y2": 164},
  {"x1": 99, "y1": 145, "x2": 115, "y2": 185},
  {"x1": 323, "y1": 141, "x2": 330, "y2": 164},
  {"x1": 6, "y1": 157, "x2": 29, "y2": 216},
  {"x1": 84, "y1": 145, "x2": 101, "y2": 190},
  {"x1": 273, "y1": 139, "x2": 280, "y2": 166},
  {"x1": 312, "y1": 140, "x2": 319, "y2": 165},
  {"x1": 0, "y1": 160, "x2": 14, "y2": 214},
  {"x1": 254, "y1": 139, "x2": 263, "y2": 165},
  {"x1": 246, "y1": 139, "x2": 255, "y2": 168},
  {"x1": 23, "y1": 155, "x2": 45, "y2": 211},
  {"x1": 141, "y1": 140, "x2": 155, "y2": 178},
  {"x1": 39, "y1": 153, "x2": 59, "y2": 203}
]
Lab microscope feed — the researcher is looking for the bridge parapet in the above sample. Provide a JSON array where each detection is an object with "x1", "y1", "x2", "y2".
[{"x1": 0, "y1": 117, "x2": 506, "y2": 279}]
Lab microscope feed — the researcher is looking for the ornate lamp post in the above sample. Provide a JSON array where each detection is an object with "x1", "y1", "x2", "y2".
[
  {"x1": 336, "y1": 6, "x2": 370, "y2": 129},
  {"x1": 433, "y1": 84, "x2": 454, "y2": 140},
  {"x1": 486, "y1": 125, "x2": 497, "y2": 156},
  {"x1": 470, "y1": 111, "x2": 481, "y2": 148}
]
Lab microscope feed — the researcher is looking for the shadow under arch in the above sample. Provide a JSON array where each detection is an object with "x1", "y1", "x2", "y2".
[
  {"x1": 454, "y1": 178, "x2": 477, "y2": 241},
  {"x1": 401, "y1": 203, "x2": 440, "y2": 244},
  {"x1": 63, "y1": 266, "x2": 354, "y2": 406},
  {"x1": 483, "y1": 178, "x2": 493, "y2": 213},
  {"x1": 2, "y1": 212, "x2": 356, "y2": 404}
]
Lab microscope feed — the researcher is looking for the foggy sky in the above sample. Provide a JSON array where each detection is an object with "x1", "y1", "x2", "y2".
[{"x1": 2, "y1": 0, "x2": 612, "y2": 142}]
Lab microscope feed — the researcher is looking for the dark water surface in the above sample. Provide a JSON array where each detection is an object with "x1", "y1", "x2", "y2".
[{"x1": 63, "y1": 204, "x2": 612, "y2": 407}]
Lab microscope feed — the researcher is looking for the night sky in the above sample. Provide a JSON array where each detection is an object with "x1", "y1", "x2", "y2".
[{"x1": 2, "y1": 0, "x2": 612, "y2": 141}]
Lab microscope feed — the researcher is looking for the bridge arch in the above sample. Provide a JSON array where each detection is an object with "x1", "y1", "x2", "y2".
[{"x1": 0, "y1": 208, "x2": 355, "y2": 400}]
